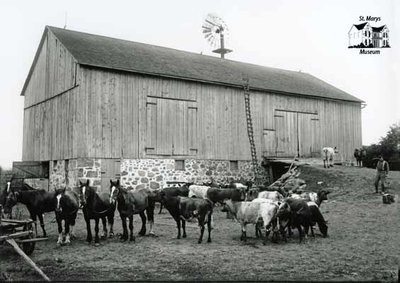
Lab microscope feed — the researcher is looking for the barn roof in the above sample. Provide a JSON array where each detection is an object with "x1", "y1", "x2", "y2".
[{"x1": 27, "y1": 26, "x2": 363, "y2": 103}]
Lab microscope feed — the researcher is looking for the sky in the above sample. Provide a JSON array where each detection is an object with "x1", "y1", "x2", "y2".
[{"x1": 0, "y1": 0, "x2": 399, "y2": 169}]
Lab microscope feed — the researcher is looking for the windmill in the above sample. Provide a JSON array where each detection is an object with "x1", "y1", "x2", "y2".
[{"x1": 202, "y1": 13, "x2": 232, "y2": 59}]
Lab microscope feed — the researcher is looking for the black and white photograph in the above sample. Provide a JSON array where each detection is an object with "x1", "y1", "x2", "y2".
[{"x1": 0, "y1": 0, "x2": 399, "y2": 281}]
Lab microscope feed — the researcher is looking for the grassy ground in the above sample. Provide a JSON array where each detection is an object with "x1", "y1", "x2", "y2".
[{"x1": 0, "y1": 164, "x2": 399, "y2": 282}]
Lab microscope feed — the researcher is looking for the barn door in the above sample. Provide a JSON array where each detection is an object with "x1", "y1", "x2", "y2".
[
  {"x1": 12, "y1": 161, "x2": 50, "y2": 190},
  {"x1": 310, "y1": 117, "x2": 321, "y2": 157},
  {"x1": 298, "y1": 113, "x2": 313, "y2": 157},
  {"x1": 274, "y1": 111, "x2": 319, "y2": 158},
  {"x1": 145, "y1": 97, "x2": 197, "y2": 156},
  {"x1": 274, "y1": 111, "x2": 298, "y2": 157},
  {"x1": 262, "y1": 129, "x2": 276, "y2": 157},
  {"x1": 100, "y1": 159, "x2": 120, "y2": 193}
]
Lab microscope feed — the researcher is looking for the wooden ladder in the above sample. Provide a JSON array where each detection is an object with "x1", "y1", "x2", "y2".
[{"x1": 243, "y1": 78, "x2": 262, "y2": 186}]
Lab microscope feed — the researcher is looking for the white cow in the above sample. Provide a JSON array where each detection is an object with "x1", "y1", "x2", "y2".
[
  {"x1": 188, "y1": 185, "x2": 210, "y2": 199},
  {"x1": 322, "y1": 147, "x2": 337, "y2": 168},
  {"x1": 224, "y1": 200, "x2": 279, "y2": 244},
  {"x1": 257, "y1": 191, "x2": 284, "y2": 201}
]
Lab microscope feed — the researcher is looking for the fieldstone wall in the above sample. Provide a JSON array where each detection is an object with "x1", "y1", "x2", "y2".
[
  {"x1": 49, "y1": 160, "x2": 66, "y2": 190},
  {"x1": 49, "y1": 158, "x2": 101, "y2": 191},
  {"x1": 121, "y1": 159, "x2": 267, "y2": 190},
  {"x1": 73, "y1": 158, "x2": 102, "y2": 191}
]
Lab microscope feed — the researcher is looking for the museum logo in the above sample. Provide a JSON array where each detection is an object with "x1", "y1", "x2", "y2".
[{"x1": 348, "y1": 16, "x2": 390, "y2": 55}]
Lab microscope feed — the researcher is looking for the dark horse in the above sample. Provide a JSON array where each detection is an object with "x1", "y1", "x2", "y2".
[
  {"x1": 78, "y1": 180, "x2": 116, "y2": 246},
  {"x1": 1, "y1": 180, "x2": 34, "y2": 218},
  {"x1": 4, "y1": 184, "x2": 58, "y2": 237},
  {"x1": 55, "y1": 189, "x2": 79, "y2": 245},
  {"x1": 110, "y1": 180, "x2": 157, "y2": 241}
]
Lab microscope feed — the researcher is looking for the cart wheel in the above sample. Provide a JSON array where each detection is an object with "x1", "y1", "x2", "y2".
[{"x1": 21, "y1": 223, "x2": 35, "y2": 255}]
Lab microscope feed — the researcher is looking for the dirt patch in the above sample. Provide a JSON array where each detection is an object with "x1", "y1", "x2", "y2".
[{"x1": 1, "y1": 164, "x2": 399, "y2": 281}]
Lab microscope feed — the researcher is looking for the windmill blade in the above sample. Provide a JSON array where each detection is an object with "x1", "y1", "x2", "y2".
[
  {"x1": 202, "y1": 13, "x2": 231, "y2": 51},
  {"x1": 205, "y1": 19, "x2": 218, "y2": 27}
]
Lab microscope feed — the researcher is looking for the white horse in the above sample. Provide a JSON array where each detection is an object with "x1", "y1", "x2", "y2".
[{"x1": 322, "y1": 147, "x2": 337, "y2": 168}]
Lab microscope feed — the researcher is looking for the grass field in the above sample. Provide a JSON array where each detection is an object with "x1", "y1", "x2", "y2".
[{"x1": 1, "y1": 164, "x2": 399, "y2": 281}]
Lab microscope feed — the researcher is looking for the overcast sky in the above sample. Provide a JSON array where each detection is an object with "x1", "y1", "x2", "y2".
[{"x1": 0, "y1": 0, "x2": 399, "y2": 168}]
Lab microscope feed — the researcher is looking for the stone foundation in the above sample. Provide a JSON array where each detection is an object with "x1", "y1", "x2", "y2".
[
  {"x1": 121, "y1": 159, "x2": 267, "y2": 190},
  {"x1": 49, "y1": 158, "x2": 101, "y2": 191},
  {"x1": 48, "y1": 158, "x2": 268, "y2": 191}
]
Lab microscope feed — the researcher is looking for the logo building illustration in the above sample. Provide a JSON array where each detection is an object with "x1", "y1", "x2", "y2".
[{"x1": 348, "y1": 22, "x2": 390, "y2": 48}]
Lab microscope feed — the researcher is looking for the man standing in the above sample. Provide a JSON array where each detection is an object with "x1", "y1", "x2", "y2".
[{"x1": 374, "y1": 155, "x2": 389, "y2": 193}]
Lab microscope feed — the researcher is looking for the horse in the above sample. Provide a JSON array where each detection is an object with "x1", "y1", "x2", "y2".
[
  {"x1": 110, "y1": 180, "x2": 157, "y2": 241},
  {"x1": 55, "y1": 188, "x2": 79, "y2": 245},
  {"x1": 3, "y1": 184, "x2": 58, "y2": 237},
  {"x1": 78, "y1": 180, "x2": 116, "y2": 245},
  {"x1": 1, "y1": 180, "x2": 35, "y2": 219}
]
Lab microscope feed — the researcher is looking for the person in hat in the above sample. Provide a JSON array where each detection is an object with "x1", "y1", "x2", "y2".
[{"x1": 374, "y1": 155, "x2": 389, "y2": 193}]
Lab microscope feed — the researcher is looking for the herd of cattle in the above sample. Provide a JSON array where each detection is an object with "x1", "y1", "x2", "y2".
[{"x1": 0, "y1": 172, "x2": 331, "y2": 247}]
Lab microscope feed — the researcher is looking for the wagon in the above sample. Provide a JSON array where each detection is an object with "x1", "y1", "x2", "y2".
[
  {"x1": 0, "y1": 218, "x2": 48, "y2": 255},
  {"x1": 0, "y1": 206, "x2": 50, "y2": 281}
]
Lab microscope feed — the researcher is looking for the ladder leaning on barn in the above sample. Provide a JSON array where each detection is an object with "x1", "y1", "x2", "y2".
[{"x1": 243, "y1": 78, "x2": 263, "y2": 186}]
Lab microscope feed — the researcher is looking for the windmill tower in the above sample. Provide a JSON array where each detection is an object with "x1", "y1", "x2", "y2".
[{"x1": 202, "y1": 13, "x2": 232, "y2": 59}]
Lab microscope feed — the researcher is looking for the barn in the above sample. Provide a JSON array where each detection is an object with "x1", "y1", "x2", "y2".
[{"x1": 19, "y1": 26, "x2": 363, "y2": 191}]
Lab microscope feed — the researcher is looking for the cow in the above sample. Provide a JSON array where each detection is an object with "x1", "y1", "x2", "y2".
[
  {"x1": 157, "y1": 183, "x2": 190, "y2": 214},
  {"x1": 290, "y1": 190, "x2": 330, "y2": 207},
  {"x1": 160, "y1": 192, "x2": 213, "y2": 244},
  {"x1": 206, "y1": 187, "x2": 246, "y2": 204},
  {"x1": 223, "y1": 199, "x2": 279, "y2": 244},
  {"x1": 322, "y1": 147, "x2": 338, "y2": 168},
  {"x1": 276, "y1": 198, "x2": 312, "y2": 243},
  {"x1": 188, "y1": 185, "x2": 210, "y2": 199},
  {"x1": 257, "y1": 191, "x2": 284, "y2": 202},
  {"x1": 306, "y1": 201, "x2": 328, "y2": 237}
]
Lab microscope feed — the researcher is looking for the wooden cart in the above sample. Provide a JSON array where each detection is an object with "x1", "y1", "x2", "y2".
[{"x1": 0, "y1": 209, "x2": 50, "y2": 281}]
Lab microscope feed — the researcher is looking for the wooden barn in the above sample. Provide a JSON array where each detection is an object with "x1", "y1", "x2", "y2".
[{"x1": 19, "y1": 26, "x2": 363, "y2": 191}]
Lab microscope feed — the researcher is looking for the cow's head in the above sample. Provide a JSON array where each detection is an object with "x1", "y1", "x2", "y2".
[{"x1": 317, "y1": 190, "x2": 330, "y2": 205}]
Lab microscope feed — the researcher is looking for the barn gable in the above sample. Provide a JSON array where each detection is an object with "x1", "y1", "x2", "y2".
[{"x1": 21, "y1": 28, "x2": 78, "y2": 107}]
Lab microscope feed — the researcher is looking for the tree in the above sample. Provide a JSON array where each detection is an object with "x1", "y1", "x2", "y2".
[
  {"x1": 379, "y1": 122, "x2": 400, "y2": 159},
  {"x1": 363, "y1": 122, "x2": 400, "y2": 169}
]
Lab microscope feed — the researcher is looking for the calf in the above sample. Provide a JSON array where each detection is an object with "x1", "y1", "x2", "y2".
[
  {"x1": 290, "y1": 190, "x2": 330, "y2": 207},
  {"x1": 277, "y1": 198, "x2": 312, "y2": 243},
  {"x1": 158, "y1": 184, "x2": 190, "y2": 214},
  {"x1": 188, "y1": 185, "x2": 210, "y2": 199},
  {"x1": 160, "y1": 193, "x2": 213, "y2": 244},
  {"x1": 257, "y1": 191, "x2": 284, "y2": 202},
  {"x1": 206, "y1": 187, "x2": 246, "y2": 204},
  {"x1": 322, "y1": 147, "x2": 338, "y2": 168},
  {"x1": 306, "y1": 201, "x2": 328, "y2": 237},
  {"x1": 223, "y1": 200, "x2": 279, "y2": 244}
]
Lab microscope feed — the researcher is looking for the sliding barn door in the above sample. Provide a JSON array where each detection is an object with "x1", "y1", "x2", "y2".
[{"x1": 274, "y1": 110, "x2": 320, "y2": 158}]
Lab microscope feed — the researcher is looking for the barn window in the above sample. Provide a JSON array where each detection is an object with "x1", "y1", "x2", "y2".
[
  {"x1": 146, "y1": 97, "x2": 198, "y2": 156},
  {"x1": 230, "y1": 160, "x2": 239, "y2": 171},
  {"x1": 175, "y1": 160, "x2": 185, "y2": 171}
]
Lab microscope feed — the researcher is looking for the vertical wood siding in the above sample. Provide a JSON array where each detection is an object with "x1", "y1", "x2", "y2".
[
  {"x1": 23, "y1": 30, "x2": 77, "y2": 108},
  {"x1": 22, "y1": 66, "x2": 362, "y2": 162}
]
